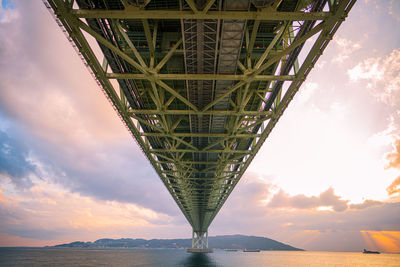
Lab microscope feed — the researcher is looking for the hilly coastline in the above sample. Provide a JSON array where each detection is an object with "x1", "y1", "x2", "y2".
[{"x1": 53, "y1": 234, "x2": 303, "y2": 251}]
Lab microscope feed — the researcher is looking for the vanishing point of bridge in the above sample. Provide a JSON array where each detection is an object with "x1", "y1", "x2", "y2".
[{"x1": 45, "y1": 0, "x2": 355, "y2": 251}]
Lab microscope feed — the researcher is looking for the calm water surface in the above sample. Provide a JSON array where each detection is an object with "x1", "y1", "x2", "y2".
[{"x1": 0, "y1": 248, "x2": 399, "y2": 267}]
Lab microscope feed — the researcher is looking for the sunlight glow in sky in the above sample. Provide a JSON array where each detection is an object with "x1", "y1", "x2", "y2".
[{"x1": 0, "y1": 0, "x2": 399, "y2": 252}]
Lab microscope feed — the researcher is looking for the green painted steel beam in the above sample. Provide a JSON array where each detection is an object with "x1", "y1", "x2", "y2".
[
  {"x1": 203, "y1": 0, "x2": 357, "y2": 228},
  {"x1": 72, "y1": 9, "x2": 331, "y2": 21},
  {"x1": 45, "y1": 0, "x2": 356, "y2": 238},
  {"x1": 45, "y1": 0, "x2": 197, "y2": 228},
  {"x1": 150, "y1": 149, "x2": 252, "y2": 154},
  {"x1": 128, "y1": 109, "x2": 271, "y2": 116},
  {"x1": 158, "y1": 161, "x2": 245, "y2": 165},
  {"x1": 140, "y1": 132, "x2": 261, "y2": 138},
  {"x1": 107, "y1": 73, "x2": 295, "y2": 81}
]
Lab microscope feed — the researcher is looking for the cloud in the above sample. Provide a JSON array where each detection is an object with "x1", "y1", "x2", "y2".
[
  {"x1": 258, "y1": 179, "x2": 385, "y2": 212},
  {"x1": 0, "y1": 0, "x2": 17, "y2": 23},
  {"x1": 385, "y1": 139, "x2": 400, "y2": 196},
  {"x1": 0, "y1": 1, "x2": 182, "y2": 215},
  {"x1": 268, "y1": 188, "x2": 349, "y2": 212},
  {"x1": 0, "y1": 178, "x2": 187, "y2": 245},
  {"x1": 0, "y1": 129, "x2": 36, "y2": 188},
  {"x1": 332, "y1": 36, "x2": 361, "y2": 63},
  {"x1": 267, "y1": 187, "x2": 385, "y2": 212},
  {"x1": 0, "y1": 188, "x2": 7, "y2": 203},
  {"x1": 208, "y1": 173, "x2": 275, "y2": 234},
  {"x1": 0, "y1": 106, "x2": 180, "y2": 215},
  {"x1": 349, "y1": 199, "x2": 383, "y2": 210},
  {"x1": 348, "y1": 49, "x2": 400, "y2": 108},
  {"x1": 1, "y1": 0, "x2": 14, "y2": 9},
  {"x1": 387, "y1": 176, "x2": 400, "y2": 196},
  {"x1": 212, "y1": 173, "x2": 400, "y2": 251},
  {"x1": 347, "y1": 49, "x2": 400, "y2": 199},
  {"x1": 386, "y1": 138, "x2": 400, "y2": 169}
]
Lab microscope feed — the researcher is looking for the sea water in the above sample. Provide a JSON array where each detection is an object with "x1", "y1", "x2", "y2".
[{"x1": 0, "y1": 248, "x2": 399, "y2": 266}]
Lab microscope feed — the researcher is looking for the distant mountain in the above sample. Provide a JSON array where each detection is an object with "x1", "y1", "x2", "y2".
[{"x1": 53, "y1": 234, "x2": 303, "y2": 251}]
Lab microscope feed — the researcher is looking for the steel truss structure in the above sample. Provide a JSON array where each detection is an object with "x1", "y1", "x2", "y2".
[{"x1": 45, "y1": 0, "x2": 356, "y2": 249}]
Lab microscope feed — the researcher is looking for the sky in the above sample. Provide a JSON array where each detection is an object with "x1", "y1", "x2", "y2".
[{"x1": 0, "y1": 0, "x2": 399, "y2": 252}]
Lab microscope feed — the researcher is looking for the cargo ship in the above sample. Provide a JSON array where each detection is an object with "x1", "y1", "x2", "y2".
[{"x1": 363, "y1": 249, "x2": 380, "y2": 254}]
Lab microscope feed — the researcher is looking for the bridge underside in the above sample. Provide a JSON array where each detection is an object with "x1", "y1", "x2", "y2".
[{"x1": 46, "y1": 0, "x2": 355, "y2": 242}]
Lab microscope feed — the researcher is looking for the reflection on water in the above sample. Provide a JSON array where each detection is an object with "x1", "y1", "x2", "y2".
[
  {"x1": 1, "y1": 248, "x2": 400, "y2": 267},
  {"x1": 181, "y1": 253, "x2": 218, "y2": 267}
]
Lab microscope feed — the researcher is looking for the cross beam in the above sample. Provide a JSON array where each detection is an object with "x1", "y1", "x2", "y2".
[{"x1": 72, "y1": 9, "x2": 330, "y2": 21}]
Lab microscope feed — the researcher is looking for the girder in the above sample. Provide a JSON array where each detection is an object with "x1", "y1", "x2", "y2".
[
  {"x1": 45, "y1": 0, "x2": 356, "y2": 238},
  {"x1": 72, "y1": 9, "x2": 331, "y2": 20},
  {"x1": 107, "y1": 73, "x2": 295, "y2": 81}
]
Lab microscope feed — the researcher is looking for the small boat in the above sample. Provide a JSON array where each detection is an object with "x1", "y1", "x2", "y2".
[
  {"x1": 225, "y1": 249, "x2": 238, "y2": 252},
  {"x1": 363, "y1": 249, "x2": 380, "y2": 254},
  {"x1": 243, "y1": 249, "x2": 260, "y2": 252}
]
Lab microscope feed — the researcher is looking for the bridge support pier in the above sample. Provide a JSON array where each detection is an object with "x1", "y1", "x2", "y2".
[{"x1": 187, "y1": 230, "x2": 213, "y2": 253}]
